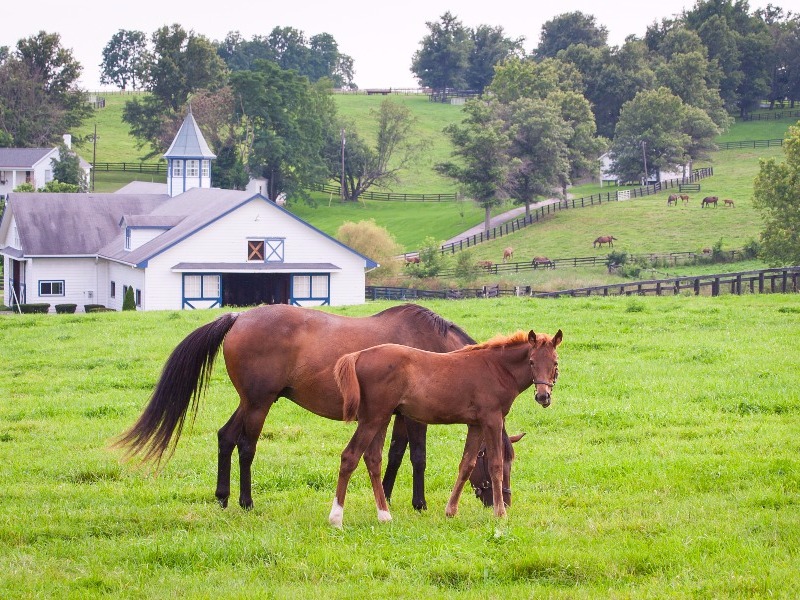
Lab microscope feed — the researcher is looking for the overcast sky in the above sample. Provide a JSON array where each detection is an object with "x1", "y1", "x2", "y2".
[{"x1": 1, "y1": 0, "x2": 773, "y2": 91}]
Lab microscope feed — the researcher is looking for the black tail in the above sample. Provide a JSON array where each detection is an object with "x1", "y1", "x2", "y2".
[{"x1": 113, "y1": 312, "x2": 239, "y2": 466}]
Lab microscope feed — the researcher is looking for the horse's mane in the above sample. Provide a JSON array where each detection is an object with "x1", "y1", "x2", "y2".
[
  {"x1": 460, "y1": 330, "x2": 529, "y2": 352},
  {"x1": 378, "y1": 303, "x2": 476, "y2": 345}
]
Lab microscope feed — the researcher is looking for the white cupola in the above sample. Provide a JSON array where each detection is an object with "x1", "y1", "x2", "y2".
[{"x1": 163, "y1": 108, "x2": 216, "y2": 197}]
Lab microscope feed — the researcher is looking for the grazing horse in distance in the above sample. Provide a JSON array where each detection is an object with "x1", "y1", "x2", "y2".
[
  {"x1": 680, "y1": 194, "x2": 690, "y2": 204},
  {"x1": 593, "y1": 235, "x2": 617, "y2": 248},
  {"x1": 330, "y1": 329, "x2": 563, "y2": 526},
  {"x1": 531, "y1": 256, "x2": 555, "y2": 269},
  {"x1": 667, "y1": 194, "x2": 679, "y2": 206},
  {"x1": 113, "y1": 304, "x2": 513, "y2": 513},
  {"x1": 701, "y1": 196, "x2": 719, "y2": 208},
  {"x1": 404, "y1": 255, "x2": 420, "y2": 266},
  {"x1": 503, "y1": 247, "x2": 514, "y2": 262},
  {"x1": 723, "y1": 199, "x2": 735, "y2": 207}
]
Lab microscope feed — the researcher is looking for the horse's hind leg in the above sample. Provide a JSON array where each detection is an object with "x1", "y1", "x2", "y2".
[
  {"x1": 216, "y1": 408, "x2": 244, "y2": 508},
  {"x1": 445, "y1": 424, "x2": 482, "y2": 518},
  {"x1": 236, "y1": 400, "x2": 274, "y2": 509},
  {"x1": 381, "y1": 415, "x2": 409, "y2": 505},
  {"x1": 363, "y1": 425, "x2": 391, "y2": 522}
]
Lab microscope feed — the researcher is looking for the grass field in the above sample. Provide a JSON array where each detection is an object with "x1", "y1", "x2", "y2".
[{"x1": 1, "y1": 297, "x2": 798, "y2": 598}]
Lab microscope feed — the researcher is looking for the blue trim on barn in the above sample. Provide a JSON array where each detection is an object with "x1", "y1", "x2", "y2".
[
  {"x1": 289, "y1": 272, "x2": 331, "y2": 306},
  {"x1": 181, "y1": 272, "x2": 223, "y2": 310}
]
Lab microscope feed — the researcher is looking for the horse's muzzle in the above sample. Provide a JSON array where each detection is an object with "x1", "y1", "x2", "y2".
[{"x1": 535, "y1": 392, "x2": 551, "y2": 408}]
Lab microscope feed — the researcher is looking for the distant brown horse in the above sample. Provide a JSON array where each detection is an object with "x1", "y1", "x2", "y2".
[
  {"x1": 667, "y1": 194, "x2": 679, "y2": 206},
  {"x1": 723, "y1": 199, "x2": 735, "y2": 207},
  {"x1": 114, "y1": 304, "x2": 516, "y2": 512},
  {"x1": 532, "y1": 256, "x2": 555, "y2": 269},
  {"x1": 330, "y1": 329, "x2": 562, "y2": 526},
  {"x1": 701, "y1": 196, "x2": 718, "y2": 208},
  {"x1": 593, "y1": 235, "x2": 617, "y2": 248},
  {"x1": 476, "y1": 260, "x2": 494, "y2": 270},
  {"x1": 404, "y1": 256, "x2": 420, "y2": 266},
  {"x1": 680, "y1": 194, "x2": 690, "y2": 204},
  {"x1": 503, "y1": 247, "x2": 514, "y2": 262}
]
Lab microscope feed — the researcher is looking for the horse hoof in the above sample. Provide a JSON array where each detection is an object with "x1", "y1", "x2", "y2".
[
  {"x1": 412, "y1": 500, "x2": 428, "y2": 511},
  {"x1": 239, "y1": 498, "x2": 254, "y2": 510},
  {"x1": 445, "y1": 506, "x2": 457, "y2": 518},
  {"x1": 377, "y1": 509, "x2": 392, "y2": 523},
  {"x1": 217, "y1": 496, "x2": 228, "y2": 509}
]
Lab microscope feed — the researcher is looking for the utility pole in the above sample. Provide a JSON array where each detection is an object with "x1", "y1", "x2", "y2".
[
  {"x1": 91, "y1": 123, "x2": 98, "y2": 192},
  {"x1": 340, "y1": 128, "x2": 346, "y2": 201},
  {"x1": 641, "y1": 140, "x2": 648, "y2": 187}
]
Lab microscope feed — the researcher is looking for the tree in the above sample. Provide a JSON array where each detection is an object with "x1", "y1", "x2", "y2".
[
  {"x1": 51, "y1": 142, "x2": 88, "y2": 191},
  {"x1": 335, "y1": 219, "x2": 403, "y2": 279},
  {"x1": 328, "y1": 100, "x2": 427, "y2": 202},
  {"x1": 437, "y1": 98, "x2": 510, "y2": 234},
  {"x1": 535, "y1": 11, "x2": 608, "y2": 59},
  {"x1": 122, "y1": 286, "x2": 136, "y2": 311},
  {"x1": 231, "y1": 62, "x2": 337, "y2": 201},
  {"x1": 752, "y1": 123, "x2": 800, "y2": 265},
  {"x1": 411, "y1": 12, "x2": 472, "y2": 98},
  {"x1": 610, "y1": 87, "x2": 719, "y2": 183},
  {"x1": 99, "y1": 29, "x2": 151, "y2": 90},
  {"x1": 464, "y1": 25, "x2": 525, "y2": 92},
  {"x1": 122, "y1": 25, "x2": 228, "y2": 157},
  {"x1": 0, "y1": 32, "x2": 92, "y2": 147}
]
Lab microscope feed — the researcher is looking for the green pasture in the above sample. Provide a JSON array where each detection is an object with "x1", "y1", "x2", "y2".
[{"x1": 1, "y1": 297, "x2": 798, "y2": 598}]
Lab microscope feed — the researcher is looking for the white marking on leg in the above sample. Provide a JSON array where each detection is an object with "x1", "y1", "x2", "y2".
[
  {"x1": 377, "y1": 509, "x2": 392, "y2": 523},
  {"x1": 329, "y1": 498, "x2": 344, "y2": 528}
]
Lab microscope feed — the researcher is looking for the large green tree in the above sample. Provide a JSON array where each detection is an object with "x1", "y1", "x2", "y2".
[
  {"x1": 752, "y1": 123, "x2": 800, "y2": 265},
  {"x1": 411, "y1": 12, "x2": 472, "y2": 98},
  {"x1": 535, "y1": 11, "x2": 608, "y2": 59},
  {"x1": 51, "y1": 142, "x2": 88, "y2": 191},
  {"x1": 437, "y1": 99, "x2": 511, "y2": 233},
  {"x1": 610, "y1": 87, "x2": 718, "y2": 183},
  {"x1": 464, "y1": 25, "x2": 525, "y2": 92},
  {"x1": 99, "y1": 29, "x2": 151, "y2": 90},
  {"x1": 231, "y1": 61, "x2": 337, "y2": 201},
  {"x1": 0, "y1": 31, "x2": 92, "y2": 147}
]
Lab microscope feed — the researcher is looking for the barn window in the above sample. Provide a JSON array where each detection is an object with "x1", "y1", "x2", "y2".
[
  {"x1": 39, "y1": 280, "x2": 64, "y2": 296},
  {"x1": 202, "y1": 160, "x2": 210, "y2": 177},
  {"x1": 248, "y1": 240, "x2": 265, "y2": 261},
  {"x1": 172, "y1": 161, "x2": 182, "y2": 177},
  {"x1": 135, "y1": 289, "x2": 142, "y2": 307},
  {"x1": 110, "y1": 281, "x2": 116, "y2": 298},
  {"x1": 265, "y1": 238, "x2": 285, "y2": 262},
  {"x1": 186, "y1": 160, "x2": 199, "y2": 177},
  {"x1": 292, "y1": 274, "x2": 329, "y2": 300},
  {"x1": 184, "y1": 275, "x2": 221, "y2": 299}
]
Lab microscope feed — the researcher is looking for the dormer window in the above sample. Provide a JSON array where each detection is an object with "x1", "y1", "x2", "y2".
[
  {"x1": 202, "y1": 160, "x2": 210, "y2": 177},
  {"x1": 172, "y1": 161, "x2": 182, "y2": 177},
  {"x1": 187, "y1": 160, "x2": 199, "y2": 177}
]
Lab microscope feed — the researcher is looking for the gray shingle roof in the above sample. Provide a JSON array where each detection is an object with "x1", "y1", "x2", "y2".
[
  {"x1": 0, "y1": 148, "x2": 55, "y2": 169},
  {"x1": 163, "y1": 112, "x2": 216, "y2": 159}
]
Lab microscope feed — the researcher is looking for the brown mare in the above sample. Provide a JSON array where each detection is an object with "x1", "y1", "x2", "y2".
[
  {"x1": 723, "y1": 198, "x2": 735, "y2": 207},
  {"x1": 593, "y1": 235, "x2": 617, "y2": 248},
  {"x1": 115, "y1": 303, "x2": 514, "y2": 511},
  {"x1": 667, "y1": 194, "x2": 679, "y2": 206},
  {"x1": 531, "y1": 256, "x2": 555, "y2": 269},
  {"x1": 680, "y1": 194, "x2": 690, "y2": 204},
  {"x1": 329, "y1": 329, "x2": 562, "y2": 526},
  {"x1": 701, "y1": 196, "x2": 718, "y2": 208},
  {"x1": 503, "y1": 247, "x2": 514, "y2": 262}
]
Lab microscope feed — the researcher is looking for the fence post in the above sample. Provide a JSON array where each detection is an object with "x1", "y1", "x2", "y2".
[
  {"x1": 712, "y1": 278, "x2": 720, "y2": 296},
  {"x1": 694, "y1": 278, "x2": 700, "y2": 295}
]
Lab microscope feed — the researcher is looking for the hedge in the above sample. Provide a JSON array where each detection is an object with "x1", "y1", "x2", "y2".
[
  {"x1": 55, "y1": 303, "x2": 78, "y2": 314},
  {"x1": 19, "y1": 303, "x2": 50, "y2": 314}
]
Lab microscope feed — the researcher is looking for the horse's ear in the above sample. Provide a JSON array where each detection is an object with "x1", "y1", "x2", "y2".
[
  {"x1": 552, "y1": 329, "x2": 563, "y2": 347},
  {"x1": 528, "y1": 330, "x2": 536, "y2": 344},
  {"x1": 509, "y1": 432, "x2": 526, "y2": 444}
]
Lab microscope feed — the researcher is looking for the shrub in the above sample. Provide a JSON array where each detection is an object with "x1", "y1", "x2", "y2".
[
  {"x1": 55, "y1": 303, "x2": 77, "y2": 314},
  {"x1": 453, "y1": 250, "x2": 479, "y2": 281},
  {"x1": 743, "y1": 238, "x2": 761, "y2": 259},
  {"x1": 335, "y1": 219, "x2": 403, "y2": 280},
  {"x1": 406, "y1": 236, "x2": 444, "y2": 278},
  {"x1": 19, "y1": 303, "x2": 50, "y2": 314},
  {"x1": 122, "y1": 287, "x2": 136, "y2": 311},
  {"x1": 84, "y1": 304, "x2": 105, "y2": 313}
]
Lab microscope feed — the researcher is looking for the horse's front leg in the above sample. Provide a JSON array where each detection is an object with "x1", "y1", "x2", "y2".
[
  {"x1": 482, "y1": 419, "x2": 507, "y2": 517},
  {"x1": 445, "y1": 424, "x2": 482, "y2": 518},
  {"x1": 405, "y1": 418, "x2": 429, "y2": 510}
]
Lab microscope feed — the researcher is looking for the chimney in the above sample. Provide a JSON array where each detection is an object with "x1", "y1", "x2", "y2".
[{"x1": 63, "y1": 134, "x2": 72, "y2": 149}]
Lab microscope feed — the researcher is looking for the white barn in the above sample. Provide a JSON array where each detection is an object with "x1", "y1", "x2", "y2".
[{"x1": 0, "y1": 113, "x2": 377, "y2": 312}]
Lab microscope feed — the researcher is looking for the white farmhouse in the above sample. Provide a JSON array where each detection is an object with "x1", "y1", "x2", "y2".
[
  {"x1": 0, "y1": 135, "x2": 92, "y2": 196},
  {"x1": 0, "y1": 113, "x2": 377, "y2": 311}
]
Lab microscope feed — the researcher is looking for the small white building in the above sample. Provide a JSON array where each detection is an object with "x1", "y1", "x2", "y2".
[
  {"x1": 0, "y1": 114, "x2": 377, "y2": 311},
  {"x1": 598, "y1": 152, "x2": 690, "y2": 186},
  {"x1": 0, "y1": 136, "x2": 92, "y2": 196}
]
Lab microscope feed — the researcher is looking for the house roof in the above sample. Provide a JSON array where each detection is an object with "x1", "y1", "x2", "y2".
[
  {"x1": 115, "y1": 181, "x2": 169, "y2": 195},
  {"x1": 0, "y1": 148, "x2": 55, "y2": 169},
  {"x1": 163, "y1": 111, "x2": 216, "y2": 159},
  {"x1": 6, "y1": 193, "x2": 168, "y2": 255}
]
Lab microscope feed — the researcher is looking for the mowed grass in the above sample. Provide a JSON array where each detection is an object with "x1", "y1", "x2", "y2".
[{"x1": 0, "y1": 297, "x2": 798, "y2": 598}]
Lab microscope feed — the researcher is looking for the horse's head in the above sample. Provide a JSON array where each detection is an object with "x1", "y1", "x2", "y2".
[
  {"x1": 528, "y1": 329, "x2": 562, "y2": 408},
  {"x1": 470, "y1": 432, "x2": 525, "y2": 507}
]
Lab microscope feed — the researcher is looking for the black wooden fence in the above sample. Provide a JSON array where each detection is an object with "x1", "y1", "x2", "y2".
[
  {"x1": 716, "y1": 139, "x2": 784, "y2": 150},
  {"x1": 366, "y1": 267, "x2": 800, "y2": 301}
]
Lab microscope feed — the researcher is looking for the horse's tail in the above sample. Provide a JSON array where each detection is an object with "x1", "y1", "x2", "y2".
[
  {"x1": 334, "y1": 352, "x2": 362, "y2": 423},
  {"x1": 113, "y1": 312, "x2": 240, "y2": 466}
]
